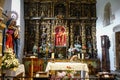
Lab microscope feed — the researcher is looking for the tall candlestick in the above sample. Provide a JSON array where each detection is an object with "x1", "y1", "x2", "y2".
[
  {"x1": 82, "y1": 53, "x2": 84, "y2": 59},
  {"x1": 78, "y1": 53, "x2": 80, "y2": 59},
  {"x1": 51, "y1": 53, "x2": 54, "y2": 59}
]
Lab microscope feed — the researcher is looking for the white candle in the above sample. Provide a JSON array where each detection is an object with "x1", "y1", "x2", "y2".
[
  {"x1": 51, "y1": 53, "x2": 54, "y2": 59},
  {"x1": 36, "y1": 73, "x2": 39, "y2": 77},
  {"x1": 78, "y1": 53, "x2": 80, "y2": 59},
  {"x1": 82, "y1": 53, "x2": 84, "y2": 59}
]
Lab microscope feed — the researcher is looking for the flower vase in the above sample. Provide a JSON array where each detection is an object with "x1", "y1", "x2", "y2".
[
  {"x1": 2, "y1": 70, "x2": 6, "y2": 77},
  {"x1": 2, "y1": 69, "x2": 9, "y2": 77},
  {"x1": 2, "y1": 69, "x2": 7, "y2": 74}
]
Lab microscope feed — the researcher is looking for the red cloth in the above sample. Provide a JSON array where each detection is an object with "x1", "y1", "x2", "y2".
[
  {"x1": 6, "y1": 29, "x2": 14, "y2": 49},
  {"x1": 6, "y1": 34, "x2": 13, "y2": 49}
]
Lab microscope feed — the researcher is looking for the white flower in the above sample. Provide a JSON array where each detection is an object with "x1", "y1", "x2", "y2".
[{"x1": 1, "y1": 48, "x2": 19, "y2": 69}]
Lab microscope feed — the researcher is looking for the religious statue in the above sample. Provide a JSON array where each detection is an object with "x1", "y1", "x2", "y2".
[
  {"x1": 32, "y1": 44, "x2": 38, "y2": 55},
  {"x1": 74, "y1": 42, "x2": 82, "y2": 53},
  {"x1": 5, "y1": 18, "x2": 20, "y2": 58},
  {"x1": 55, "y1": 26, "x2": 66, "y2": 46},
  {"x1": 6, "y1": 19, "x2": 16, "y2": 49},
  {"x1": 68, "y1": 45, "x2": 75, "y2": 59}
]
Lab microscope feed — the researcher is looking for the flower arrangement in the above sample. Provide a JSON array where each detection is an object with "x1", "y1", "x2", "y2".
[
  {"x1": 56, "y1": 66, "x2": 76, "y2": 79},
  {"x1": 66, "y1": 66, "x2": 76, "y2": 78},
  {"x1": 1, "y1": 48, "x2": 20, "y2": 70},
  {"x1": 66, "y1": 66, "x2": 73, "y2": 73}
]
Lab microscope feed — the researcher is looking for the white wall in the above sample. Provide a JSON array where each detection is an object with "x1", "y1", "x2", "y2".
[
  {"x1": 19, "y1": 0, "x2": 25, "y2": 63},
  {"x1": 11, "y1": 0, "x2": 24, "y2": 63},
  {"x1": 3, "y1": 0, "x2": 12, "y2": 13},
  {"x1": 96, "y1": 0, "x2": 120, "y2": 71},
  {"x1": 11, "y1": 0, "x2": 20, "y2": 25}
]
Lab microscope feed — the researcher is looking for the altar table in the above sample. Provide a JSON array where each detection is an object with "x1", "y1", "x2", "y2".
[
  {"x1": 45, "y1": 62, "x2": 89, "y2": 80},
  {"x1": 4, "y1": 64, "x2": 25, "y2": 80}
]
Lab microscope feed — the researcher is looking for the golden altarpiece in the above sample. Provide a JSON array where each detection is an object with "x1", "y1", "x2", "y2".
[{"x1": 23, "y1": 0, "x2": 100, "y2": 77}]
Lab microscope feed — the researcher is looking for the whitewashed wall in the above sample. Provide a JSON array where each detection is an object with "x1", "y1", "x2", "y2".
[
  {"x1": 11, "y1": 0, "x2": 24, "y2": 63},
  {"x1": 96, "y1": 0, "x2": 120, "y2": 71},
  {"x1": 3, "y1": 0, "x2": 12, "y2": 12},
  {"x1": 19, "y1": 0, "x2": 24, "y2": 63}
]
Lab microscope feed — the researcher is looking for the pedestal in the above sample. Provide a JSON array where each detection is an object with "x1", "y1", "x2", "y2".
[{"x1": 2, "y1": 64, "x2": 25, "y2": 80}]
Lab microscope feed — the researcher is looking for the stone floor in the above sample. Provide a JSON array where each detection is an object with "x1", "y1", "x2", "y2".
[{"x1": 1, "y1": 71, "x2": 120, "y2": 80}]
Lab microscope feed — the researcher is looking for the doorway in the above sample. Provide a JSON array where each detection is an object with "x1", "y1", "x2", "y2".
[{"x1": 115, "y1": 32, "x2": 120, "y2": 70}]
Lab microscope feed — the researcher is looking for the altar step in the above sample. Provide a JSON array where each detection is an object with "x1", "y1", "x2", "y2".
[
  {"x1": 111, "y1": 70, "x2": 120, "y2": 79},
  {"x1": 0, "y1": 74, "x2": 118, "y2": 80},
  {"x1": 0, "y1": 76, "x2": 117, "y2": 80}
]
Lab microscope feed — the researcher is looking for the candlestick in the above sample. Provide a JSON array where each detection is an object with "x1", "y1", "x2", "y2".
[
  {"x1": 51, "y1": 53, "x2": 54, "y2": 59},
  {"x1": 78, "y1": 53, "x2": 80, "y2": 59},
  {"x1": 82, "y1": 53, "x2": 84, "y2": 59}
]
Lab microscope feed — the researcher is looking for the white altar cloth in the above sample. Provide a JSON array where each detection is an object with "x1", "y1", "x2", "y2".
[
  {"x1": 4, "y1": 64, "x2": 25, "y2": 80},
  {"x1": 45, "y1": 62, "x2": 89, "y2": 80}
]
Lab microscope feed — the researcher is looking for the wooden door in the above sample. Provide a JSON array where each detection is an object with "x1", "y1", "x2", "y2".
[
  {"x1": 115, "y1": 32, "x2": 120, "y2": 70},
  {"x1": 101, "y1": 35, "x2": 110, "y2": 72}
]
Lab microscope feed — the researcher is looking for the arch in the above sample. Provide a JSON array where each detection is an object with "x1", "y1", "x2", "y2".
[
  {"x1": 54, "y1": 3, "x2": 66, "y2": 17},
  {"x1": 113, "y1": 24, "x2": 120, "y2": 32},
  {"x1": 103, "y1": 2, "x2": 112, "y2": 26}
]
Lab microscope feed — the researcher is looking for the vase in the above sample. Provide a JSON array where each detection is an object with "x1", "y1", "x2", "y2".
[
  {"x1": 1, "y1": 69, "x2": 8, "y2": 77},
  {"x1": 2, "y1": 69, "x2": 7, "y2": 74}
]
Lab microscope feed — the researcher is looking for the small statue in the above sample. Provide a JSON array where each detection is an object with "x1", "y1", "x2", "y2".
[
  {"x1": 68, "y1": 45, "x2": 75, "y2": 59},
  {"x1": 32, "y1": 44, "x2": 38, "y2": 55},
  {"x1": 74, "y1": 42, "x2": 82, "y2": 53}
]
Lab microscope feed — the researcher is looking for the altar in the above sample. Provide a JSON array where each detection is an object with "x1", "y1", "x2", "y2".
[
  {"x1": 3, "y1": 64, "x2": 25, "y2": 80},
  {"x1": 45, "y1": 62, "x2": 89, "y2": 80}
]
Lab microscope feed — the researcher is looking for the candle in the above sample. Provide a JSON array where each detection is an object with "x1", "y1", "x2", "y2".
[
  {"x1": 36, "y1": 73, "x2": 39, "y2": 77},
  {"x1": 78, "y1": 53, "x2": 80, "y2": 59},
  {"x1": 82, "y1": 53, "x2": 84, "y2": 59},
  {"x1": 51, "y1": 53, "x2": 54, "y2": 59}
]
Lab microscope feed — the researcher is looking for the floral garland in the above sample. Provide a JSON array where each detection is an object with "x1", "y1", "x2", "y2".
[{"x1": 66, "y1": 66, "x2": 76, "y2": 78}]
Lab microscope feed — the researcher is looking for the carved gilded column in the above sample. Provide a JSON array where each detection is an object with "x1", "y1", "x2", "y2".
[
  {"x1": 35, "y1": 3, "x2": 39, "y2": 46},
  {"x1": 81, "y1": 22, "x2": 86, "y2": 58},
  {"x1": 92, "y1": 23, "x2": 97, "y2": 50},
  {"x1": 0, "y1": 18, "x2": 6, "y2": 55},
  {"x1": 70, "y1": 23, "x2": 74, "y2": 46},
  {"x1": 51, "y1": 20, "x2": 55, "y2": 46},
  {"x1": 0, "y1": 5, "x2": 6, "y2": 77},
  {"x1": 35, "y1": 20, "x2": 39, "y2": 46},
  {"x1": 91, "y1": 22, "x2": 98, "y2": 58},
  {"x1": 0, "y1": 0, "x2": 5, "y2": 13},
  {"x1": 46, "y1": 20, "x2": 51, "y2": 43}
]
